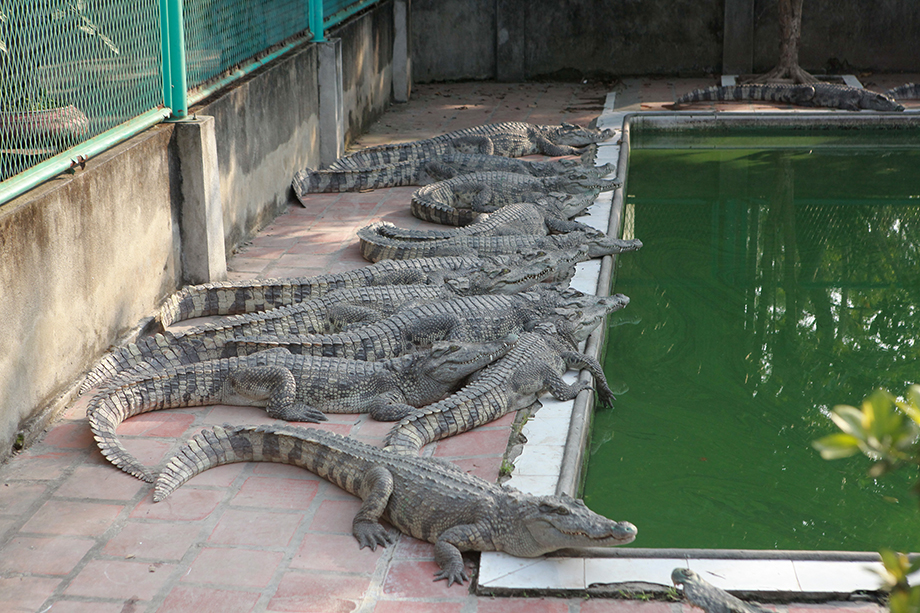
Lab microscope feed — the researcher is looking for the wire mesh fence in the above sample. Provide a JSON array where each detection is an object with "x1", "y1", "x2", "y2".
[
  {"x1": 183, "y1": 0, "x2": 310, "y2": 91},
  {"x1": 0, "y1": 0, "x2": 381, "y2": 185},
  {"x1": 0, "y1": 0, "x2": 164, "y2": 181}
]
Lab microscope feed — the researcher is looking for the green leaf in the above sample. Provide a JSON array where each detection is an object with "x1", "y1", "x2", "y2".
[
  {"x1": 829, "y1": 405, "x2": 866, "y2": 438},
  {"x1": 812, "y1": 433, "x2": 861, "y2": 460}
]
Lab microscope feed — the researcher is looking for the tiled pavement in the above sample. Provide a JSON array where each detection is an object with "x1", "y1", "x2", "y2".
[{"x1": 2, "y1": 76, "x2": 910, "y2": 612}]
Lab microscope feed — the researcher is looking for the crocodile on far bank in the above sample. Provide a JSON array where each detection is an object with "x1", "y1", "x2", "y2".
[
  {"x1": 89, "y1": 337, "x2": 514, "y2": 482},
  {"x1": 672, "y1": 83, "x2": 904, "y2": 111},
  {"x1": 328, "y1": 122, "x2": 615, "y2": 171},
  {"x1": 154, "y1": 424, "x2": 638, "y2": 586}
]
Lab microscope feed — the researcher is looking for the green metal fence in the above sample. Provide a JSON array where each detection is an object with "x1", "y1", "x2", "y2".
[{"x1": 0, "y1": 0, "x2": 383, "y2": 199}]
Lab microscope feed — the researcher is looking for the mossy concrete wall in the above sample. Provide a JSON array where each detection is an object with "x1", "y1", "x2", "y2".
[
  {"x1": 0, "y1": 2, "x2": 397, "y2": 461},
  {"x1": 410, "y1": 0, "x2": 920, "y2": 82}
]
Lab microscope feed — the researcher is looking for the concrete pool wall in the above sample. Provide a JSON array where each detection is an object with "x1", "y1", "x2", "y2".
[{"x1": 478, "y1": 98, "x2": 920, "y2": 598}]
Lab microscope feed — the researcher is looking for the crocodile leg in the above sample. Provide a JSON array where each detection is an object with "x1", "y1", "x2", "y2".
[
  {"x1": 539, "y1": 368, "x2": 594, "y2": 401},
  {"x1": 559, "y1": 351, "x2": 616, "y2": 407},
  {"x1": 352, "y1": 465, "x2": 397, "y2": 549},
  {"x1": 366, "y1": 395, "x2": 417, "y2": 422},
  {"x1": 225, "y1": 366, "x2": 327, "y2": 422},
  {"x1": 433, "y1": 525, "x2": 478, "y2": 585}
]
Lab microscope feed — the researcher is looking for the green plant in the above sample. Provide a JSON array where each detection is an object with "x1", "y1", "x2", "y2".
[{"x1": 813, "y1": 386, "x2": 920, "y2": 613}]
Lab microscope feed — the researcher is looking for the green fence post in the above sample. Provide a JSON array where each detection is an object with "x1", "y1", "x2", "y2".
[
  {"x1": 310, "y1": 0, "x2": 326, "y2": 42},
  {"x1": 162, "y1": 0, "x2": 188, "y2": 118}
]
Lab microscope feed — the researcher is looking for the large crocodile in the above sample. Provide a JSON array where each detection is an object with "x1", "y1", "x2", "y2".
[
  {"x1": 156, "y1": 252, "x2": 574, "y2": 328},
  {"x1": 672, "y1": 83, "x2": 904, "y2": 111},
  {"x1": 357, "y1": 223, "x2": 643, "y2": 262},
  {"x1": 384, "y1": 320, "x2": 625, "y2": 454},
  {"x1": 83, "y1": 288, "x2": 617, "y2": 388},
  {"x1": 154, "y1": 424, "x2": 638, "y2": 585},
  {"x1": 88, "y1": 338, "x2": 514, "y2": 482},
  {"x1": 293, "y1": 151, "x2": 614, "y2": 196},
  {"x1": 328, "y1": 122, "x2": 615, "y2": 171},
  {"x1": 372, "y1": 201, "x2": 600, "y2": 242},
  {"x1": 885, "y1": 83, "x2": 920, "y2": 100},
  {"x1": 410, "y1": 171, "x2": 620, "y2": 226}
]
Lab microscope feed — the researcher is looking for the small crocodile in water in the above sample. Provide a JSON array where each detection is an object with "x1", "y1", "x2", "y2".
[
  {"x1": 293, "y1": 151, "x2": 614, "y2": 196},
  {"x1": 885, "y1": 83, "x2": 920, "y2": 100},
  {"x1": 154, "y1": 424, "x2": 638, "y2": 585},
  {"x1": 672, "y1": 83, "x2": 904, "y2": 111},
  {"x1": 156, "y1": 252, "x2": 574, "y2": 328},
  {"x1": 410, "y1": 170, "x2": 620, "y2": 227},
  {"x1": 357, "y1": 223, "x2": 642, "y2": 262},
  {"x1": 373, "y1": 201, "x2": 601, "y2": 242},
  {"x1": 89, "y1": 338, "x2": 514, "y2": 482},
  {"x1": 82, "y1": 288, "x2": 616, "y2": 388},
  {"x1": 671, "y1": 568, "x2": 772, "y2": 613},
  {"x1": 384, "y1": 317, "x2": 626, "y2": 454},
  {"x1": 328, "y1": 122, "x2": 615, "y2": 171}
]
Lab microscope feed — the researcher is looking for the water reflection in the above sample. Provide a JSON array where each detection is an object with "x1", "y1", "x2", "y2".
[{"x1": 584, "y1": 144, "x2": 920, "y2": 551}]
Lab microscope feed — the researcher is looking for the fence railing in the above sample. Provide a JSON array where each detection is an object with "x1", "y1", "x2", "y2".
[{"x1": 0, "y1": 0, "x2": 380, "y2": 202}]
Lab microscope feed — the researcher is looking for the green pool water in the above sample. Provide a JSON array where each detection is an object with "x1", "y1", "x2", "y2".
[{"x1": 582, "y1": 128, "x2": 920, "y2": 552}]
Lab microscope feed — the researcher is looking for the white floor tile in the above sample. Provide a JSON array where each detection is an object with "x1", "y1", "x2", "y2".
[
  {"x1": 585, "y1": 557, "x2": 688, "y2": 588},
  {"x1": 686, "y1": 559, "x2": 800, "y2": 592},
  {"x1": 479, "y1": 553, "x2": 586, "y2": 590}
]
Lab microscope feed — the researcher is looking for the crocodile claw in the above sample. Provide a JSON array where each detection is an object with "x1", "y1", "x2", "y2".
[
  {"x1": 433, "y1": 566, "x2": 469, "y2": 586},
  {"x1": 353, "y1": 521, "x2": 395, "y2": 550}
]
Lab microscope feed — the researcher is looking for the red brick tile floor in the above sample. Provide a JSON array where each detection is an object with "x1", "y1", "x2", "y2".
[{"x1": 2, "y1": 76, "x2": 909, "y2": 612}]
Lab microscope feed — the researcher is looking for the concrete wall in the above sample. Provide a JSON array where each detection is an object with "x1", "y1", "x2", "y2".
[
  {"x1": 411, "y1": 0, "x2": 920, "y2": 81},
  {"x1": 0, "y1": 2, "x2": 399, "y2": 461}
]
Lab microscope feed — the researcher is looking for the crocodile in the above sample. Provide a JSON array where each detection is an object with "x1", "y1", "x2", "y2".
[
  {"x1": 372, "y1": 202, "x2": 601, "y2": 242},
  {"x1": 357, "y1": 223, "x2": 643, "y2": 263},
  {"x1": 154, "y1": 424, "x2": 638, "y2": 585},
  {"x1": 88, "y1": 338, "x2": 514, "y2": 482},
  {"x1": 410, "y1": 170, "x2": 620, "y2": 227},
  {"x1": 156, "y1": 252, "x2": 575, "y2": 328},
  {"x1": 293, "y1": 151, "x2": 615, "y2": 197},
  {"x1": 328, "y1": 122, "x2": 616, "y2": 171},
  {"x1": 672, "y1": 83, "x2": 904, "y2": 112},
  {"x1": 384, "y1": 317, "x2": 626, "y2": 454},
  {"x1": 82, "y1": 288, "x2": 615, "y2": 389},
  {"x1": 671, "y1": 568, "x2": 771, "y2": 613},
  {"x1": 885, "y1": 82, "x2": 920, "y2": 100}
]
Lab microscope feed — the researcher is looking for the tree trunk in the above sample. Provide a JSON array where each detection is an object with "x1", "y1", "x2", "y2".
[{"x1": 747, "y1": 0, "x2": 817, "y2": 84}]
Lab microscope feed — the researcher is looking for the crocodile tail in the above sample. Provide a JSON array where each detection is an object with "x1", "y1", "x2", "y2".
[
  {"x1": 357, "y1": 222, "x2": 443, "y2": 262},
  {"x1": 154, "y1": 424, "x2": 363, "y2": 501},
  {"x1": 79, "y1": 333, "x2": 228, "y2": 395},
  {"x1": 375, "y1": 223, "x2": 458, "y2": 241},
  {"x1": 676, "y1": 84, "x2": 817, "y2": 106},
  {"x1": 87, "y1": 361, "x2": 229, "y2": 482},
  {"x1": 885, "y1": 83, "x2": 920, "y2": 100}
]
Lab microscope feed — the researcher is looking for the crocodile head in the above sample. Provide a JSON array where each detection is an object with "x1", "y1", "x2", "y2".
[
  {"x1": 500, "y1": 490, "x2": 637, "y2": 557},
  {"x1": 553, "y1": 177, "x2": 622, "y2": 195},
  {"x1": 547, "y1": 193, "x2": 596, "y2": 219},
  {"x1": 862, "y1": 91, "x2": 905, "y2": 112},
  {"x1": 420, "y1": 337, "x2": 516, "y2": 383},
  {"x1": 553, "y1": 293, "x2": 631, "y2": 341},
  {"x1": 562, "y1": 162, "x2": 617, "y2": 181},
  {"x1": 549, "y1": 122, "x2": 616, "y2": 146},
  {"x1": 443, "y1": 259, "x2": 555, "y2": 295},
  {"x1": 512, "y1": 245, "x2": 590, "y2": 284},
  {"x1": 578, "y1": 234, "x2": 643, "y2": 257}
]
